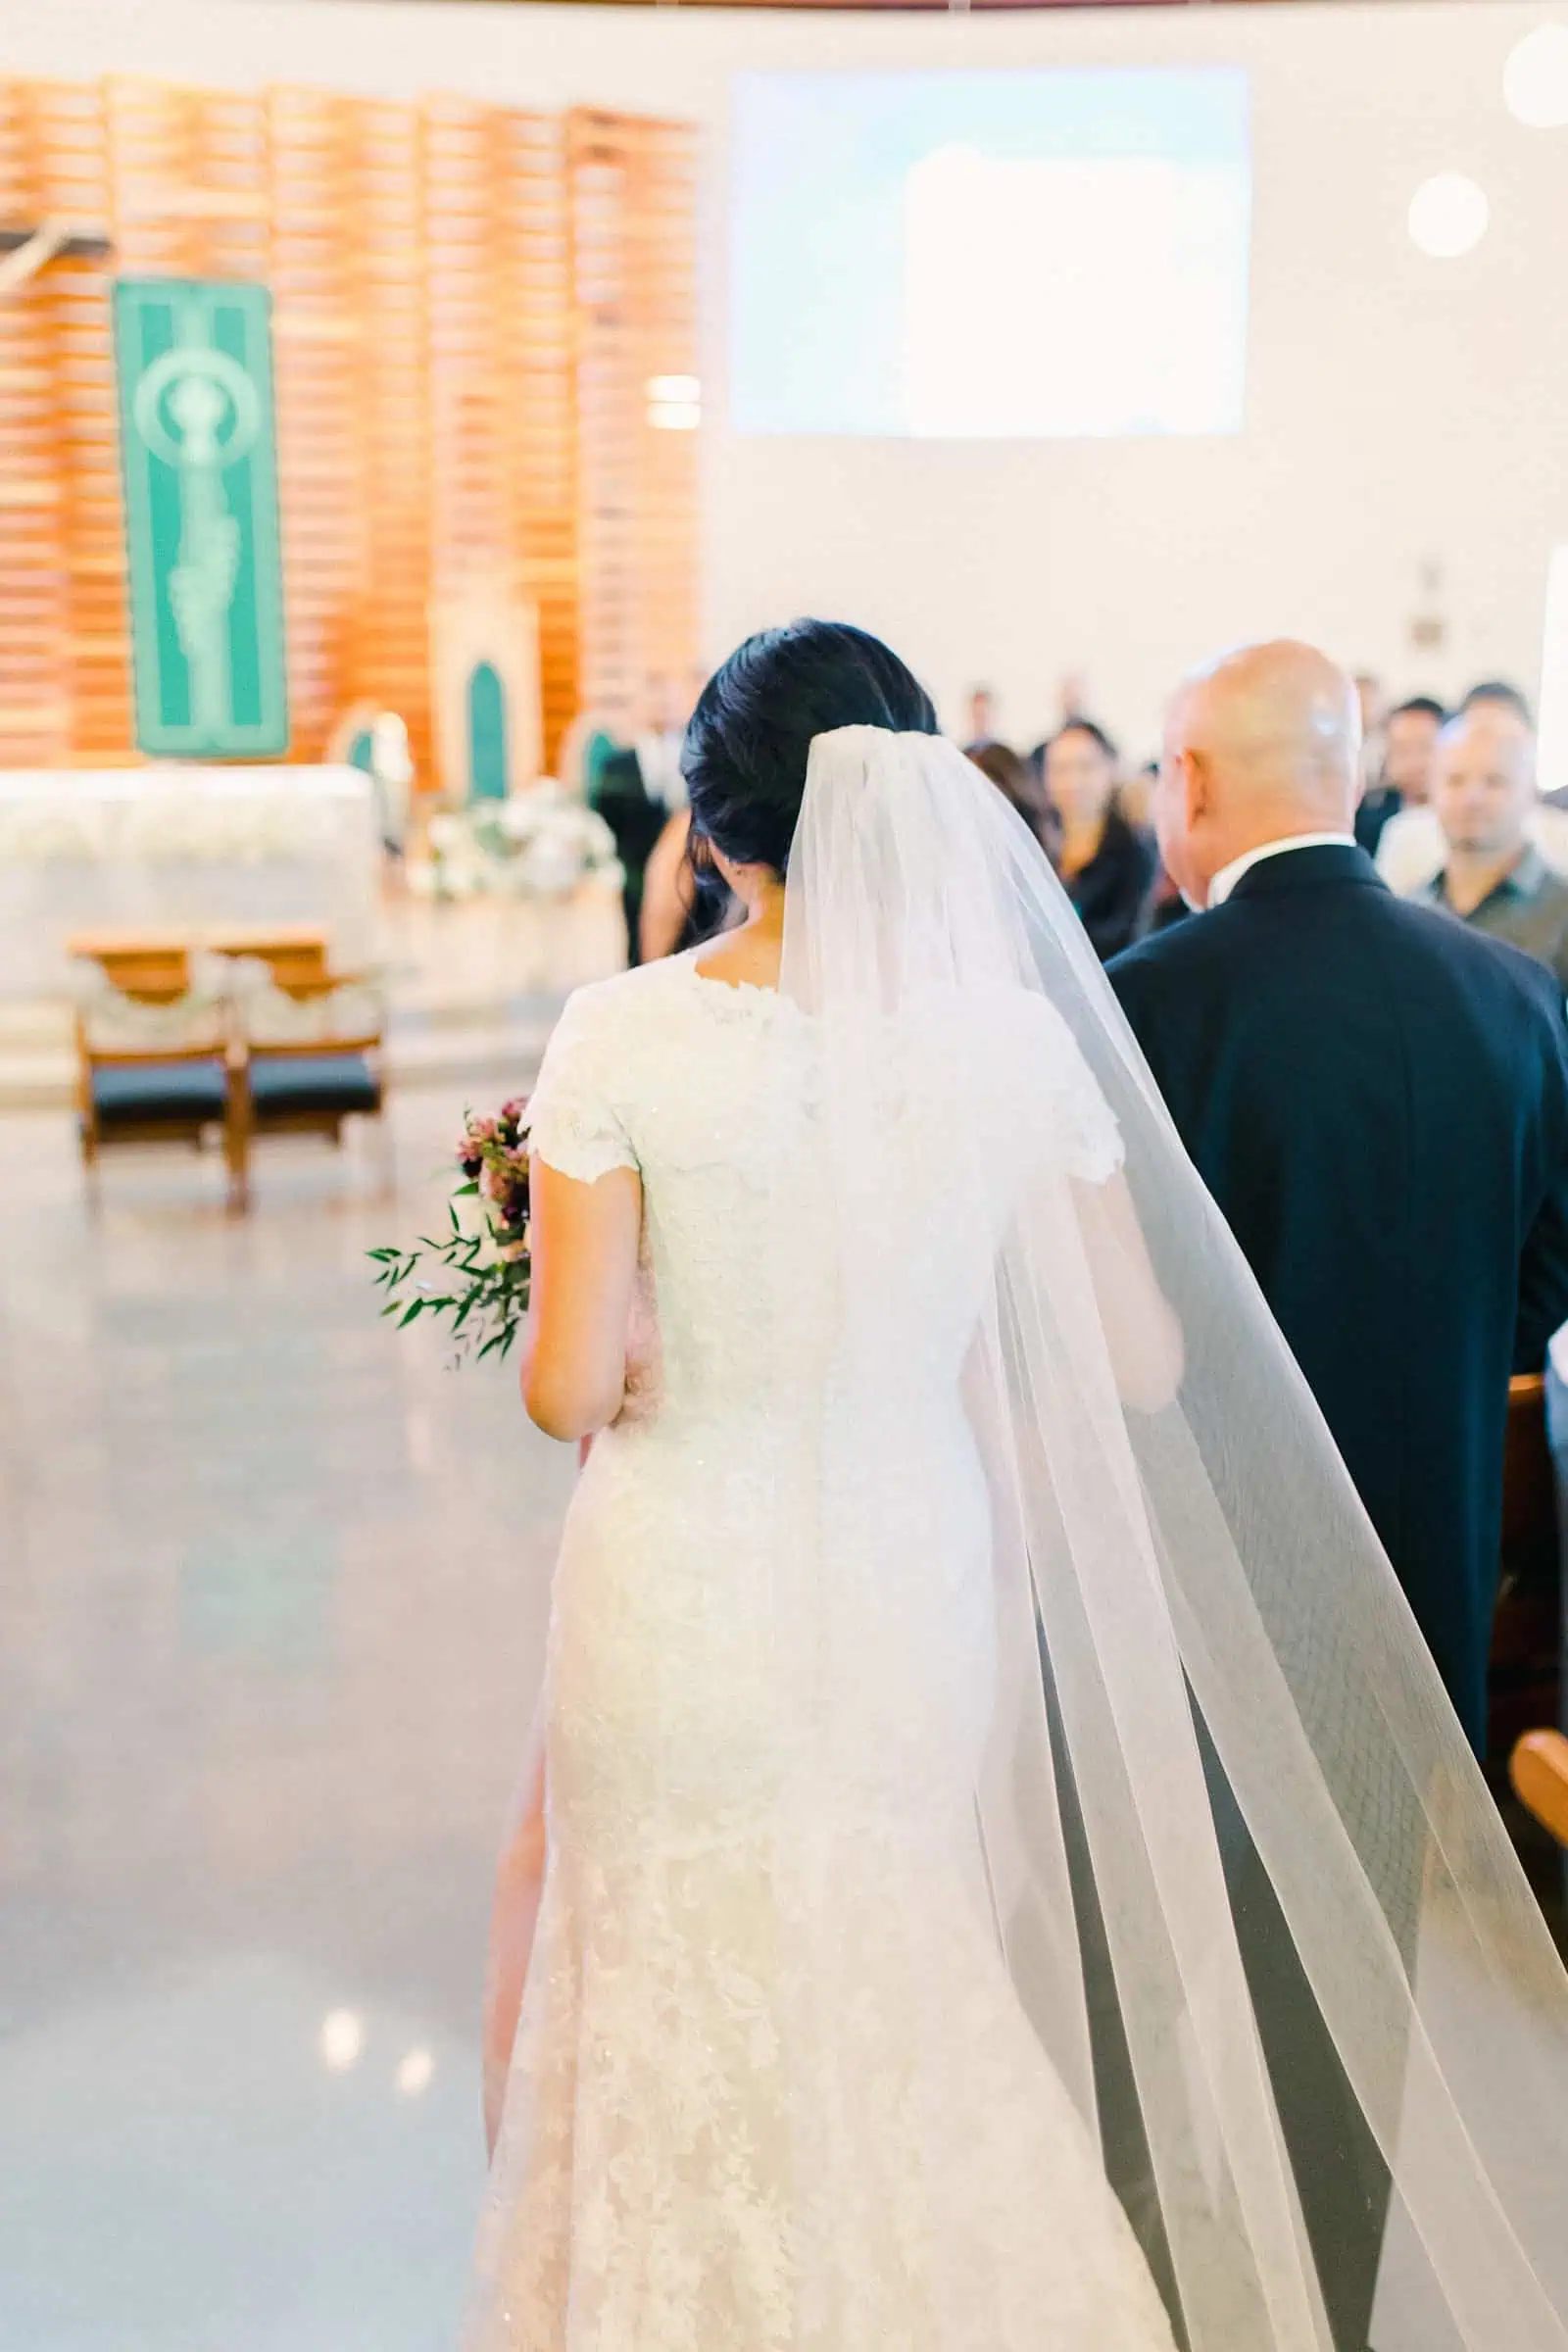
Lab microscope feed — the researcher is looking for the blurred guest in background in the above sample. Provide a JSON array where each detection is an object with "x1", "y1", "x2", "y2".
[
  {"x1": 967, "y1": 738, "x2": 1061, "y2": 861},
  {"x1": 1462, "y1": 678, "x2": 1536, "y2": 725},
  {"x1": 638, "y1": 806, "x2": 740, "y2": 963},
  {"x1": 1028, "y1": 669, "x2": 1091, "y2": 777},
  {"x1": 963, "y1": 684, "x2": 999, "y2": 748},
  {"x1": 1377, "y1": 678, "x2": 1568, "y2": 894},
  {"x1": 592, "y1": 674, "x2": 692, "y2": 963},
  {"x1": 1354, "y1": 669, "x2": 1389, "y2": 795},
  {"x1": 1044, "y1": 718, "x2": 1157, "y2": 959},
  {"x1": 1417, "y1": 704, "x2": 1568, "y2": 992},
  {"x1": 1124, "y1": 765, "x2": 1191, "y2": 934},
  {"x1": 1353, "y1": 694, "x2": 1446, "y2": 858},
  {"x1": 1115, "y1": 761, "x2": 1154, "y2": 833}
]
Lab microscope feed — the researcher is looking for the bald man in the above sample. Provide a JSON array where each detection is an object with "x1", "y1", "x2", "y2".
[
  {"x1": 1419, "y1": 705, "x2": 1568, "y2": 991},
  {"x1": 1110, "y1": 641, "x2": 1568, "y2": 1737},
  {"x1": 1101, "y1": 643, "x2": 1568, "y2": 2348}
]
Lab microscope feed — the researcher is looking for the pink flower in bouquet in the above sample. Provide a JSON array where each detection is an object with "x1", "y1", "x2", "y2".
[{"x1": 372, "y1": 1087, "x2": 533, "y2": 1364}]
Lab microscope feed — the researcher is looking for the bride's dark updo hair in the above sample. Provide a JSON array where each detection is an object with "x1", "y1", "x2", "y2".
[{"x1": 682, "y1": 619, "x2": 939, "y2": 879}]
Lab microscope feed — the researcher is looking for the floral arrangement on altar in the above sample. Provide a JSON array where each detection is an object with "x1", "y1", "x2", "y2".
[
  {"x1": 370, "y1": 1098, "x2": 532, "y2": 1361},
  {"x1": 419, "y1": 782, "x2": 621, "y2": 903},
  {"x1": 0, "y1": 773, "x2": 356, "y2": 866}
]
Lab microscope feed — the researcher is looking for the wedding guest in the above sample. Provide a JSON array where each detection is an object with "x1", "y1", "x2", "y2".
[
  {"x1": 1118, "y1": 763, "x2": 1190, "y2": 934},
  {"x1": 1353, "y1": 693, "x2": 1446, "y2": 858},
  {"x1": 1115, "y1": 761, "x2": 1154, "y2": 833},
  {"x1": 1027, "y1": 669, "x2": 1091, "y2": 777},
  {"x1": 638, "y1": 806, "x2": 740, "y2": 962},
  {"x1": 1354, "y1": 669, "x2": 1389, "y2": 796},
  {"x1": 1106, "y1": 639, "x2": 1568, "y2": 2350},
  {"x1": 963, "y1": 684, "x2": 999, "y2": 747},
  {"x1": 1044, "y1": 719, "x2": 1156, "y2": 960},
  {"x1": 592, "y1": 674, "x2": 692, "y2": 962},
  {"x1": 1377, "y1": 678, "x2": 1568, "y2": 892},
  {"x1": 1417, "y1": 704, "x2": 1568, "y2": 991},
  {"x1": 966, "y1": 738, "x2": 1060, "y2": 859},
  {"x1": 1461, "y1": 677, "x2": 1535, "y2": 724}
]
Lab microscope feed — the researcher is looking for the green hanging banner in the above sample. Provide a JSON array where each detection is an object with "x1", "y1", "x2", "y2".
[{"x1": 113, "y1": 277, "x2": 289, "y2": 758}]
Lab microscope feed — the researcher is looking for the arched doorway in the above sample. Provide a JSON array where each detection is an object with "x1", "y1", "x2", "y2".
[{"x1": 467, "y1": 661, "x2": 509, "y2": 802}]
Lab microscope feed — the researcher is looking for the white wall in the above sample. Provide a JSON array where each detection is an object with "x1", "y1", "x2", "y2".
[{"x1": 16, "y1": 0, "x2": 1568, "y2": 754}]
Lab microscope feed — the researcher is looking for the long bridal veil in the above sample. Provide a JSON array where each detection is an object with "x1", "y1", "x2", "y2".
[{"x1": 778, "y1": 726, "x2": 1568, "y2": 2351}]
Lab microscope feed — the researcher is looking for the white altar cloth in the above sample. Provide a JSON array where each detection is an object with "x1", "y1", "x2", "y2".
[{"x1": 0, "y1": 766, "x2": 382, "y2": 999}]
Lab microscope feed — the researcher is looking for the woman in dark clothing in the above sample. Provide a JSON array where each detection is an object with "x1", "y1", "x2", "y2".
[
  {"x1": 1044, "y1": 719, "x2": 1158, "y2": 960},
  {"x1": 965, "y1": 738, "x2": 1062, "y2": 864}
]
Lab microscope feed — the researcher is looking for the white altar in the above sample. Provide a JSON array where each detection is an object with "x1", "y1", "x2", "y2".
[{"x1": 0, "y1": 766, "x2": 383, "y2": 1000}]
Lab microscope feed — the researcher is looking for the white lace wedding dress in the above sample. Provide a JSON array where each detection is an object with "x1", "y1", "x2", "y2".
[{"x1": 462, "y1": 945, "x2": 1178, "y2": 2352}]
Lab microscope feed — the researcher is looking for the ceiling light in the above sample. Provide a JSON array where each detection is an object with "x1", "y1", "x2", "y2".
[
  {"x1": 1407, "y1": 173, "x2": 1490, "y2": 260},
  {"x1": 1504, "y1": 23, "x2": 1568, "y2": 128},
  {"x1": 395, "y1": 2047, "x2": 435, "y2": 2098},
  {"x1": 320, "y1": 2009, "x2": 365, "y2": 2072}
]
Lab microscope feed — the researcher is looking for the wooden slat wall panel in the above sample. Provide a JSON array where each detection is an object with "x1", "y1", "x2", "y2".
[
  {"x1": 569, "y1": 110, "x2": 700, "y2": 735},
  {"x1": 40, "y1": 80, "x2": 126, "y2": 760},
  {"x1": 626, "y1": 118, "x2": 700, "y2": 697},
  {"x1": 0, "y1": 81, "x2": 74, "y2": 764},
  {"x1": 496, "y1": 109, "x2": 577, "y2": 770},
  {"x1": 0, "y1": 76, "x2": 699, "y2": 784},
  {"x1": 345, "y1": 99, "x2": 433, "y2": 780},
  {"x1": 424, "y1": 95, "x2": 512, "y2": 589},
  {"x1": 267, "y1": 89, "x2": 365, "y2": 761}
]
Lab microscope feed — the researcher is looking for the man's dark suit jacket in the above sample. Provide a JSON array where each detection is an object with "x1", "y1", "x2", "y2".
[
  {"x1": 1108, "y1": 841, "x2": 1568, "y2": 1749},
  {"x1": 592, "y1": 749, "x2": 673, "y2": 966}
]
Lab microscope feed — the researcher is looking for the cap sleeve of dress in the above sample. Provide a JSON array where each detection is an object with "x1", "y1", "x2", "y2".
[
  {"x1": 1054, "y1": 1028, "x2": 1126, "y2": 1185},
  {"x1": 524, "y1": 985, "x2": 639, "y2": 1185},
  {"x1": 1002, "y1": 988, "x2": 1126, "y2": 1187}
]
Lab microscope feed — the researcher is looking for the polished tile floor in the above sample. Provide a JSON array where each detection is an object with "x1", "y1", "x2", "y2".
[{"x1": 0, "y1": 1095, "x2": 573, "y2": 2351}]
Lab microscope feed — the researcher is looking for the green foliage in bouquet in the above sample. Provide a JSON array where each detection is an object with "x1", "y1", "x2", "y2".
[{"x1": 370, "y1": 1098, "x2": 531, "y2": 1362}]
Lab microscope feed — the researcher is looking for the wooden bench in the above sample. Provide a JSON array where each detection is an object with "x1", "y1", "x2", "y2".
[
  {"x1": 227, "y1": 967, "x2": 388, "y2": 1208},
  {"x1": 68, "y1": 928, "x2": 357, "y2": 1210},
  {"x1": 70, "y1": 939, "x2": 244, "y2": 1207}
]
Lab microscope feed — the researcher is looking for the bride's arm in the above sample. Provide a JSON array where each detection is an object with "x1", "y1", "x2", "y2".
[
  {"x1": 521, "y1": 1157, "x2": 643, "y2": 1440},
  {"x1": 1069, "y1": 1169, "x2": 1186, "y2": 1415}
]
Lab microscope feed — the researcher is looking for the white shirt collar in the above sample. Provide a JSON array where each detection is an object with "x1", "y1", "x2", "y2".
[
  {"x1": 1206, "y1": 833, "x2": 1358, "y2": 909},
  {"x1": 636, "y1": 731, "x2": 688, "y2": 810}
]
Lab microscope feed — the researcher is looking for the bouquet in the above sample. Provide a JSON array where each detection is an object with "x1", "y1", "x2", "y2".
[{"x1": 370, "y1": 1098, "x2": 532, "y2": 1361}]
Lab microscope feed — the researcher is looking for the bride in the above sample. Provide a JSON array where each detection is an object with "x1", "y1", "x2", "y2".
[{"x1": 464, "y1": 621, "x2": 1568, "y2": 2351}]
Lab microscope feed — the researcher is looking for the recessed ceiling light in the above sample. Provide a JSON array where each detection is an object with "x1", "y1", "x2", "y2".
[
  {"x1": 1407, "y1": 172, "x2": 1490, "y2": 260},
  {"x1": 395, "y1": 2046, "x2": 435, "y2": 2098},
  {"x1": 1504, "y1": 23, "x2": 1568, "y2": 129},
  {"x1": 320, "y1": 2008, "x2": 365, "y2": 2072}
]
